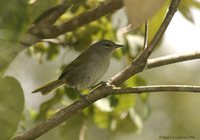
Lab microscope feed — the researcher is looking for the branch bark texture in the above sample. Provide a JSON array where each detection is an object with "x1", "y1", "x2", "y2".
[
  {"x1": 11, "y1": 0, "x2": 183, "y2": 140},
  {"x1": 21, "y1": 0, "x2": 123, "y2": 45},
  {"x1": 109, "y1": 0, "x2": 181, "y2": 86}
]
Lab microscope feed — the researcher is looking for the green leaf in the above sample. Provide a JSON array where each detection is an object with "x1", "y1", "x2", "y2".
[
  {"x1": 46, "y1": 44, "x2": 59, "y2": 60},
  {"x1": 113, "y1": 95, "x2": 135, "y2": 113},
  {"x1": 64, "y1": 17, "x2": 115, "y2": 51},
  {"x1": 0, "y1": 0, "x2": 29, "y2": 41},
  {"x1": 64, "y1": 87, "x2": 77, "y2": 100},
  {"x1": 59, "y1": 113, "x2": 85, "y2": 140},
  {"x1": 0, "y1": 76, "x2": 24, "y2": 140},
  {"x1": 142, "y1": 102, "x2": 151, "y2": 120},
  {"x1": 109, "y1": 95, "x2": 119, "y2": 107},
  {"x1": 179, "y1": 1, "x2": 194, "y2": 23},
  {"x1": 115, "y1": 109, "x2": 143, "y2": 133},
  {"x1": 134, "y1": 76, "x2": 147, "y2": 86},
  {"x1": 191, "y1": 0, "x2": 200, "y2": 9},
  {"x1": 124, "y1": 0, "x2": 166, "y2": 28},
  {"x1": 125, "y1": 75, "x2": 146, "y2": 87},
  {"x1": 93, "y1": 107, "x2": 111, "y2": 129},
  {"x1": 35, "y1": 90, "x2": 63, "y2": 121},
  {"x1": 147, "y1": 1, "x2": 169, "y2": 43}
]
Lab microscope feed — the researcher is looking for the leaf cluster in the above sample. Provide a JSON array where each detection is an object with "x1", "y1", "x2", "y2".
[{"x1": 0, "y1": 0, "x2": 200, "y2": 139}]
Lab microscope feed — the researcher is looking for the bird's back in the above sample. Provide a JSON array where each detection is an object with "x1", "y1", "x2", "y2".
[{"x1": 59, "y1": 47, "x2": 112, "y2": 90}]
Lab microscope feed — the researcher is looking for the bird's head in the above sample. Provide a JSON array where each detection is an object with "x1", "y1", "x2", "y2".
[{"x1": 92, "y1": 40, "x2": 123, "y2": 52}]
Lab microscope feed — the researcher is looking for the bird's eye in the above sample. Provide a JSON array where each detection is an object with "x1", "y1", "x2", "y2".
[{"x1": 104, "y1": 42, "x2": 111, "y2": 47}]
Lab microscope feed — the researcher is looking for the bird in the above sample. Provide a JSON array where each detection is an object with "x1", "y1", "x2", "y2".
[{"x1": 32, "y1": 40, "x2": 123, "y2": 96}]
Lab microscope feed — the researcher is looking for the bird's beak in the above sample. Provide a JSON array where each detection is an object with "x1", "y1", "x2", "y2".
[{"x1": 114, "y1": 44, "x2": 123, "y2": 48}]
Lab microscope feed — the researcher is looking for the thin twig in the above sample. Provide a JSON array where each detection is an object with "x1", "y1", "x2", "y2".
[
  {"x1": 143, "y1": 20, "x2": 148, "y2": 50},
  {"x1": 31, "y1": 0, "x2": 123, "y2": 39},
  {"x1": 11, "y1": 84, "x2": 200, "y2": 140},
  {"x1": 12, "y1": 50, "x2": 200, "y2": 140},
  {"x1": 11, "y1": 1, "x2": 181, "y2": 140},
  {"x1": 147, "y1": 51, "x2": 200, "y2": 69},
  {"x1": 109, "y1": 0, "x2": 181, "y2": 86},
  {"x1": 111, "y1": 85, "x2": 200, "y2": 94},
  {"x1": 20, "y1": 0, "x2": 123, "y2": 46},
  {"x1": 139, "y1": 0, "x2": 181, "y2": 60}
]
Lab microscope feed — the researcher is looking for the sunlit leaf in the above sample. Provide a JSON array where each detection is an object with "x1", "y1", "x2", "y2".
[
  {"x1": 128, "y1": 108, "x2": 143, "y2": 133},
  {"x1": 191, "y1": 0, "x2": 200, "y2": 9},
  {"x1": 64, "y1": 17, "x2": 115, "y2": 51},
  {"x1": 0, "y1": 76, "x2": 24, "y2": 140},
  {"x1": 147, "y1": 1, "x2": 169, "y2": 43},
  {"x1": 123, "y1": 0, "x2": 166, "y2": 28},
  {"x1": 125, "y1": 75, "x2": 146, "y2": 87},
  {"x1": 179, "y1": 0, "x2": 194, "y2": 23},
  {"x1": 93, "y1": 107, "x2": 111, "y2": 129},
  {"x1": 113, "y1": 95, "x2": 135, "y2": 113},
  {"x1": 134, "y1": 76, "x2": 147, "y2": 86},
  {"x1": 114, "y1": 109, "x2": 142, "y2": 133},
  {"x1": 46, "y1": 44, "x2": 59, "y2": 60},
  {"x1": 95, "y1": 98, "x2": 113, "y2": 112}
]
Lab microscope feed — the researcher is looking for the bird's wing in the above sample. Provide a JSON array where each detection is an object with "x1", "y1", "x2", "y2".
[{"x1": 58, "y1": 50, "x2": 91, "y2": 80}]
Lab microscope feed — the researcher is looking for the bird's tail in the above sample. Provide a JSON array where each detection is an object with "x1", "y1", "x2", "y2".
[{"x1": 32, "y1": 80, "x2": 64, "y2": 95}]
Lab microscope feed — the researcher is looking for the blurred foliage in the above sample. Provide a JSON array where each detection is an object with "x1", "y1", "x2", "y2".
[
  {"x1": 35, "y1": 90, "x2": 63, "y2": 121},
  {"x1": 0, "y1": 76, "x2": 24, "y2": 140},
  {"x1": 179, "y1": 0, "x2": 200, "y2": 22},
  {"x1": 1, "y1": 0, "x2": 200, "y2": 139},
  {"x1": 0, "y1": 0, "x2": 29, "y2": 41},
  {"x1": 59, "y1": 113, "x2": 85, "y2": 140}
]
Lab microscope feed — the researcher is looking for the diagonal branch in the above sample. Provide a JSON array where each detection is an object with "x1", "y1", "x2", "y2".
[
  {"x1": 11, "y1": 1, "x2": 182, "y2": 140},
  {"x1": 42, "y1": 0, "x2": 122, "y2": 38},
  {"x1": 17, "y1": 0, "x2": 123, "y2": 71},
  {"x1": 13, "y1": 50, "x2": 200, "y2": 140},
  {"x1": 11, "y1": 84, "x2": 200, "y2": 140},
  {"x1": 109, "y1": 0, "x2": 181, "y2": 86},
  {"x1": 6, "y1": 0, "x2": 123, "y2": 74},
  {"x1": 138, "y1": 0, "x2": 181, "y2": 60}
]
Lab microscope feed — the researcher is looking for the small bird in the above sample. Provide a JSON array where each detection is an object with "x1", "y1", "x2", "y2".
[{"x1": 32, "y1": 40, "x2": 123, "y2": 96}]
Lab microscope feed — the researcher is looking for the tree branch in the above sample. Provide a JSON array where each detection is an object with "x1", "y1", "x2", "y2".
[
  {"x1": 16, "y1": 0, "x2": 123, "y2": 72},
  {"x1": 111, "y1": 85, "x2": 200, "y2": 94},
  {"x1": 109, "y1": 0, "x2": 181, "y2": 86},
  {"x1": 12, "y1": 84, "x2": 200, "y2": 140},
  {"x1": 143, "y1": 20, "x2": 148, "y2": 50},
  {"x1": 147, "y1": 51, "x2": 200, "y2": 69},
  {"x1": 20, "y1": 2, "x2": 72, "y2": 46},
  {"x1": 12, "y1": 0, "x2": 182, "y2": 139},
  {"x1": 52, "y1": 0, "x2": 123, "y2": 38},
  {"x1": 2, "y1": 0, "x2": 123, "y2": 73},
  {"x1": 12, "y1": 51, "x2": 200, "y2": 140}
]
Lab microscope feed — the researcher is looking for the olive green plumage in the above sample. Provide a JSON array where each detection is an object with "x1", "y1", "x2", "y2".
[{"x1": 32, "y1": 40, "x2": 123, "y2": 95}]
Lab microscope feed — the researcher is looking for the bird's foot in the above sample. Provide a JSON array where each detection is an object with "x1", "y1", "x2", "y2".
[
  {"x1": 90, "y1": 81, "x2": 108, "y2": 89},
  {"x1": 76, "y1": 91, "x2": 90, "y2": 104},
  {"x1": 105, "y1": 80, "x2": 116, "y2": 88}
]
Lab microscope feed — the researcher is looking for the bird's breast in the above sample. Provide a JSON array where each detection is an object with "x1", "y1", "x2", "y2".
[{"x1": 76, "y1": 53, "x2": 111, "y2": 90}]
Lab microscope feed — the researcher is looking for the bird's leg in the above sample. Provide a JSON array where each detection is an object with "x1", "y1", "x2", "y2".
[
  {"x1": 75, "y1": 88, "x2": 89, "y2": 104},
  {"x1": 75, "y1": 88, "x2": 84, "y2": 98},
  {"x1": 105, "y1": 80, "x2": 116, "y2": 88},
  {"x1": 90, "y1": 81, "x2": 107, "y2": 89}
]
